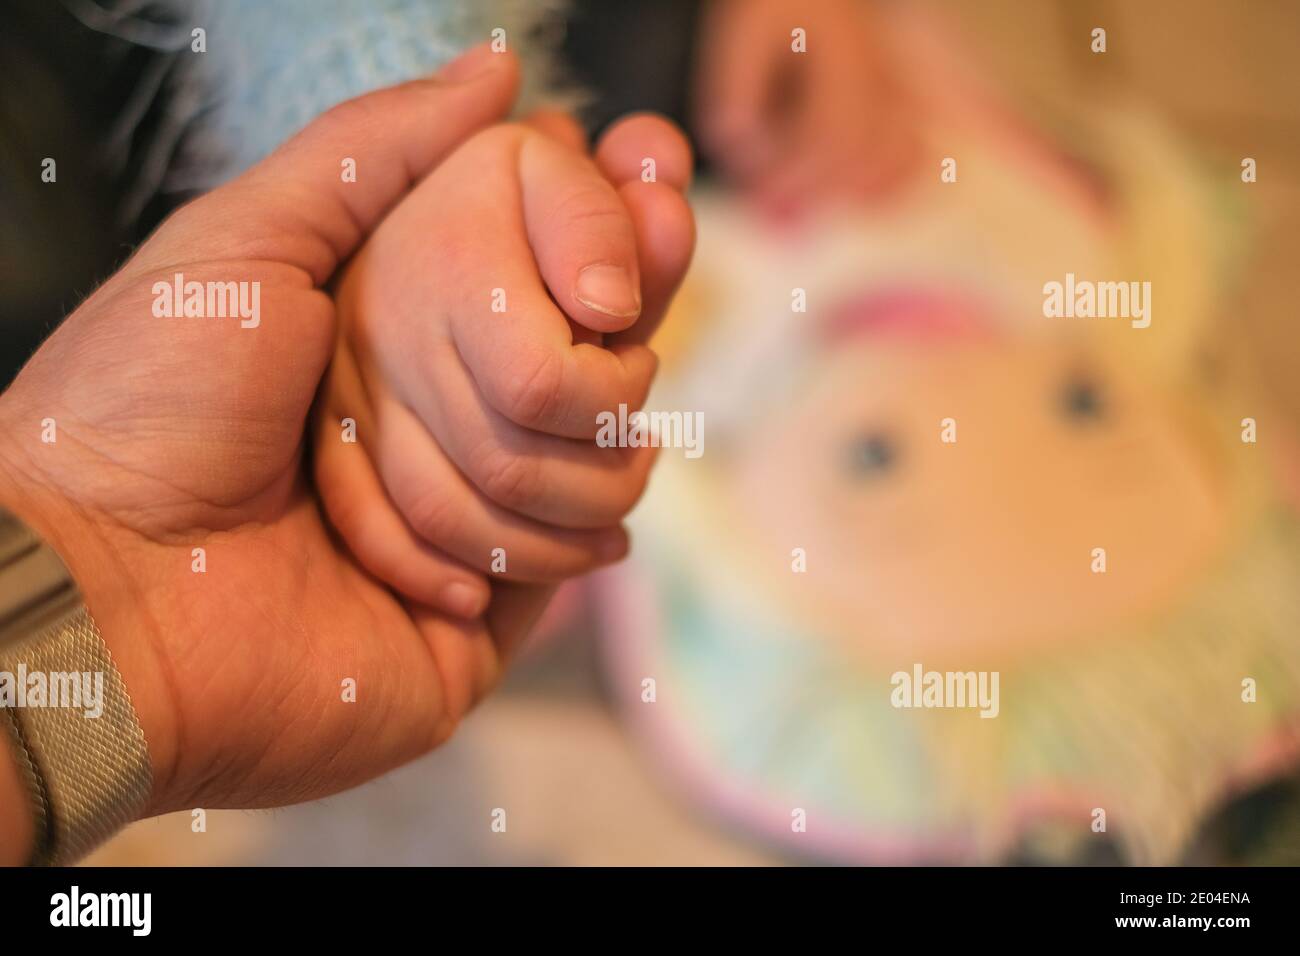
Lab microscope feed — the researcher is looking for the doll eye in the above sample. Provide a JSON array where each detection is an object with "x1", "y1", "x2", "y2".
[
  {"x1": 846, "y1": 432, "x2": 898, "y2": 478},
  {"x1": 1059, "y1": 376, "x2": 1106, "y2": 424}
]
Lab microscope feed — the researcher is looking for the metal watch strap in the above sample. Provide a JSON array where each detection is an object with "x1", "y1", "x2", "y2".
[{"x1": 0, "y1": 507, "x2": 152, "y2": 865}]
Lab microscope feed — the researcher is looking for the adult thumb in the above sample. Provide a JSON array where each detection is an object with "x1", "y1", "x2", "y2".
[{"x1": 142, "y1": 43, "x2": 520, "y2": 286}]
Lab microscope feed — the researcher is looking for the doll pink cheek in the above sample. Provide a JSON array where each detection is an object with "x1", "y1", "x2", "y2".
[{"x1": 824, "y1": 287, "x2": 996, "y2": 344}]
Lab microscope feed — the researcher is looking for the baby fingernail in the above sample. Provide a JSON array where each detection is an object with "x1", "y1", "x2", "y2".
[
  {"x1": 575, "y1": 264, "x2": 641, "y2": 318},
  {"x1": 441, "y1": 581, "x2": 485, "y2": 617}
]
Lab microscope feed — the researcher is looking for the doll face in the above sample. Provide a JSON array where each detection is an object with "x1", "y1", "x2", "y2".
[{"x1": 733, "y1": 335, "x2": 1229, "y2": 655}]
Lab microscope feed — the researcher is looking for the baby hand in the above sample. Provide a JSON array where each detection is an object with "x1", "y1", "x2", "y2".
[{"x1": 313, "y1": 112, "x2": 694, "y2": 618}]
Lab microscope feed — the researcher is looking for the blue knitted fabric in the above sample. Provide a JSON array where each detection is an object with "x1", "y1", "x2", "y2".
[{"x1": 62, "y1": 0, "x2": 572, "y2": 211}]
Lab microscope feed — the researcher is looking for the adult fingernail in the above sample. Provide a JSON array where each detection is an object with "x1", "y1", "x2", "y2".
[
  {"x1": 575, "y1": 264, "x2": 641, "y2": 318},
  {"x1": 436, "y1": 43, "x2": 496, "y2": 84},
  {"x1": 441, "y1": 581, "x2": 486, "y2": 617}
]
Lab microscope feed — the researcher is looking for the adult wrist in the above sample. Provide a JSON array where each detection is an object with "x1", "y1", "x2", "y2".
[{"x1": 0, "y1": 393, "x2": 175, "y2": 859}]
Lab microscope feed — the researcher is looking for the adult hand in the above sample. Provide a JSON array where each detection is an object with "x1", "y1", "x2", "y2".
[{"x1": 0, "y1": 44, "x2": 575, "y2": 859}]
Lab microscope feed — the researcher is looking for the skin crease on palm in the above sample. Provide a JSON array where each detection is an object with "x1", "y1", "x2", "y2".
[{"x1": 0, "y1": 44, "x2": 695, "y2": 863}]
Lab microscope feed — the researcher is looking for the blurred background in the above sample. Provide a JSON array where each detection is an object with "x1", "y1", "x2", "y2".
[{"x1": 3, "y1": 0, "x2": 1300, "y2": 865}]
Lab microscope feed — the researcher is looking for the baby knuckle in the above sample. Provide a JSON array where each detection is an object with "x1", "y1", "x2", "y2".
[
  {"x1": 480, "y1": 452, "x2": 543, "y2": 511},
  {"x1": 546, "y1": 185, "x2": 626, "y2": 234},
  {"x1": 502, "y1": 349, "x2": 565, "y2": 427},
  {"x1": 404, "y1": 485, "x2": 461, "y2": 543}
]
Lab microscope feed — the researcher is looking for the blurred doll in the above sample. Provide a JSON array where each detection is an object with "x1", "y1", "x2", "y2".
[{"x1": 597, "y1": 37, "x2": 1300, "y2": 864}]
